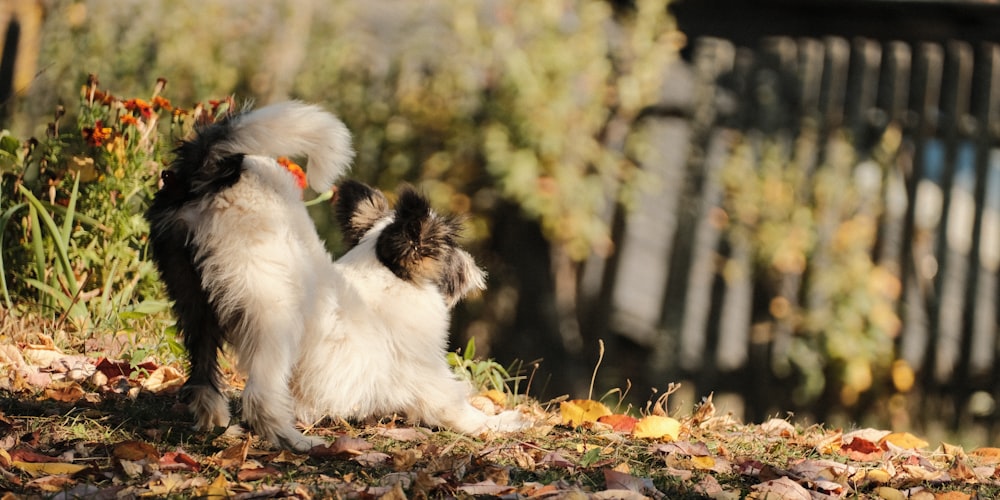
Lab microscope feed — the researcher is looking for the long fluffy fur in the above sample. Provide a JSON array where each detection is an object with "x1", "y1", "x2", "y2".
[
  {"x1": 146, "y1": 102, "x2": 352, "y2": 451},
  {"x1": 146, "y1": 103, "x2": 524, "y2": 452},
  {"x1": 292, "y1": 180, "x2": 524, "y2": 435}
]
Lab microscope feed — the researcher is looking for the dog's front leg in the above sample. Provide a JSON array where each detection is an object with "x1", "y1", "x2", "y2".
[{"x1": 179, "y1": 313, "x2": 231, "y2": 431}]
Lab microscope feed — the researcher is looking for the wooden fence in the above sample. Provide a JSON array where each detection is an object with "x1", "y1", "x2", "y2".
[{"x1": 592, "y1": 0, "x2": 1000, "y2": 435}]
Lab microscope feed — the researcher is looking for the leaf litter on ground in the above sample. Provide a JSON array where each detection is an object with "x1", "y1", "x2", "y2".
[{"x1": 2, "y1": 334, "x2": 1000, "y2": 498}]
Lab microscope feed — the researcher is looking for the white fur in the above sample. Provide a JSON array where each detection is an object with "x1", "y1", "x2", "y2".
[
  {"x1": 183, "y1": 155, "x2": 337, "y2": 450},
  {"x1": 292, "y1": 220, "x2": 527, "y2": 435}
]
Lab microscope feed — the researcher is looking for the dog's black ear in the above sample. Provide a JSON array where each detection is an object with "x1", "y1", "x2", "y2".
[
  {"x1": 189, "y1": 153, "x2": 245, "y2": 197},
  {"x1": 335, "y1": 180, "x2": 391, "y2": 248},
  {"x1": 377, "y1": 187, "x2": 459, "y2": 284}
]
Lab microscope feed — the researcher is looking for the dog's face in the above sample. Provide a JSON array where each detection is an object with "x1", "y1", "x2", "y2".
[{"x1": 335, "y1": 180, "x2": 485, "y2": 307}]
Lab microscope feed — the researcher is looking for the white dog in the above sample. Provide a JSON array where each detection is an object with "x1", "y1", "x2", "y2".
[
  {"x1": 146, "y1": 102, "x2": 524, "y2": 452},
  {"x1": 293, "y1": 179, "x2": 526, "y2": 437}
]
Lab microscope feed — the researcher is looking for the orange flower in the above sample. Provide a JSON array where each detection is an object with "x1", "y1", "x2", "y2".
[
  {"x1": 124, "y1": 98, "x2": 153, "y2": 119},
  {"x1": 152, "y1": 95, "x2": 172, "y2": 111},
  {"x1": 276, "y1": 157, "x2": 307, "y2": 189},
  {"x1": 82, "y1": 120, "x2": 113, "y2": 146},
  {"x1": 120, "y1": 114, "x2": 139, "y2": 127}
]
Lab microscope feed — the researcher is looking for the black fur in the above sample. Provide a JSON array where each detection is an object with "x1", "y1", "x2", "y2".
[
  {"x1": 334, "y1": 180, "x2": 390, "y2": 248},
  {"x1": 144, "y1": 114, "x2": 246, "y2": 411}
]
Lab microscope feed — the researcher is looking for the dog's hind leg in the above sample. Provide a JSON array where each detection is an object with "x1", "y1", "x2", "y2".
[{"x1": 234, "y1": 311, "x2": 325, "y2": 452}]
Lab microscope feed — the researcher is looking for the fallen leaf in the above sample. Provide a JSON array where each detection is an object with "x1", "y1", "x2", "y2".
[
  {"x1": 159, "y1": 450, "x2": 200, "y2": 472},
  {"x1": 841, "y1": 435, "x2": 883, "y2": 461},
  {"x1": 813, "y1": 430, "x2": 843, "y2": 455},
  {"x1": 202, "y1": 473, "x2": 232, "y2": 498},
  {"x1": 237, "y1": 465, "x2": 281, "y2": 482},
  {"x1": 309, "y1": 435, "x2": 372, "y2": 458},
  {"x1": 353, "y1": 451, "x2": 391, "y2": 467},
  {"x1": 24, "y1": 473, "x2": 76, "y2": 492},
  {"x1": 970, "y1": 447, "x2": 1000, "y2": 465},
  {"x1": 142, "y1": 365, "x2": 185, "y2": 393},
  {"x1": 560, "y1": 399, "x2": 611, "y2": 427},
  {"x1": 880, "y1": 432, "x2": 929, "y2": 450},
  {"x1": 750, "y1": 477, "x2": 811, "y2": 500},
  {"x1": 212, "y1": 441, "x2": 249, "y2": 469},
  {"x1": 875, "y1": 486, "x2": 907, "y2": 500},
  {"x1": 633, "y1": 415, "x2": 681, "y2": 441},
  {"x1": 690, "y1": 455, "x2": 716, "y2": 470},
  {"x1": 650, "y1": 440, "x2": 712, "y2": 457},
  {"x1": 934, "y1": 492, "x2": 971, "y2": 500},
  {"x1": 113, "y1": 441, "x2": 159, "y2": 461},
  {"x1": 9, "y1": 448, "x2": 58, "y2": 463},
  {"x1": 11, "y1": 461, "x2": 88, "y2": 477},
  {"x1": 376, "y1": 427, "x2": 430, "y2": 442},
  {"x1": 457, "y1": 480, "x2": 514, "y2": 496},
  {"x1": 760, "y1": 418, "x2": 795, "y2": 437},
  {"x1": 42, "y1": 381, "x2": 85, "y2": 403},
  {"x1": 597, "y1": 414, "x2": 638, "y2": 433}
]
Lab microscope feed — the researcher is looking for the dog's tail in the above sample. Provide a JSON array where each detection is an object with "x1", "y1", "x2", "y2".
[{"x1": 213, "y1": 101, "x2": 354, "y2": 192}]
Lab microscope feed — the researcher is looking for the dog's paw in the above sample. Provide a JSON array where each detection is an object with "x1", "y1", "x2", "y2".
[
  {"x1": 276, "y1": 432, "x2": 327, "y2": 454},
  {"x1": 183, "y1": 385, "x2": 231, "y2": 430},
  {"x1": 483, "y1": 410, "x2": 532, "y2": 433}
]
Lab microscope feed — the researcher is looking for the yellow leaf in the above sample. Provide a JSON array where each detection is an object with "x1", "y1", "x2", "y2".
[
  {"x1": 0, "y1": 448, "x2": 10, "y2": 467},
  {"x1": 690, "y1": 455, "x2": 715, "y2": 470},
  {"x1": 879, "y1": 432, "x2": 928, "y2": 450},
  {"x1": 559, "y1": 399, "x2": 611, "y2": 427},
  {"x1": 875, "y1": 486, "x2": 906, "y2": 500},
  {"x1": 11, "y1": 461, "x2": 88, "y2": 477},
  {"x1": 633, "y1": 415, "x2": 681, "y2": 441},
  {"x1": 866, "y1": 468, "x2": 892, "y2": 483},
  {"x1": 202, "y1": 473, "x2": 232, "y2": 499}
]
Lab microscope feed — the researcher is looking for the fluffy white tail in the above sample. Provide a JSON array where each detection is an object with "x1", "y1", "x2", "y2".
[{"x1": 216, "y1": 101, "x2": 354, "y2": 192}]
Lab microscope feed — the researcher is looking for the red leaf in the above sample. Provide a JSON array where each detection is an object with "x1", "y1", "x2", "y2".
[
  {"x1": 9, "y1": 447, "x2": 58, "y2": 463},
  {"x1": 159, "y1": 450, "x2": 200, "y2": 472},
  {"x1": 597, "y1": 414, "x2": 638, "y2": 433}
]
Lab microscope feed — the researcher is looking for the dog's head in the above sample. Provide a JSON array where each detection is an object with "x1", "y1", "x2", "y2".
[{"x1": 335, "y1": 180, "x2": 486, "y2": 307}]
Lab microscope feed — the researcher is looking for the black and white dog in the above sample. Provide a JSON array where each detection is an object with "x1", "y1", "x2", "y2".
[{"x1": 146, "y1": 102, "x2": 524, "y2": 452}]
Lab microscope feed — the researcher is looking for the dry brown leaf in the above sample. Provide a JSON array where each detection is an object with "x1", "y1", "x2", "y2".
[
  {"x1": 113, "y1": 441, "x2": 159, "y2": 462},
  {"x1": 760, "y1": 418, "x2": 795, "y2": 437},
  {"x1": 211, "y1": 440, "x2": 249, "y2": 469},
  {"x1": 813, "y1": 430, "x2": 843, "y2": 455},
  {"x1": 750, "y1": 477, "x2": 811, "y2": 500},
  {"x1": 237, "y1": 465, "x2": 281, "y2": 482},
  {"x1": 933, "y1": 492, "x2": 971, "y2": 500},
  {"x1": 376, "y1": 427, "x2": 430, "y2": 442},
  {"x1": 42, "y1": 381, "x2": 86, "y2": 403},
  {"x1": 141, "y1": 365, "x2": 185, "y2": 393},
  {"x1": 969, "y1": 447, "x2": 1000, "y2": 465},
  {"x1": 24, "y1": 473, "x2": 76, "y2": 492}
]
